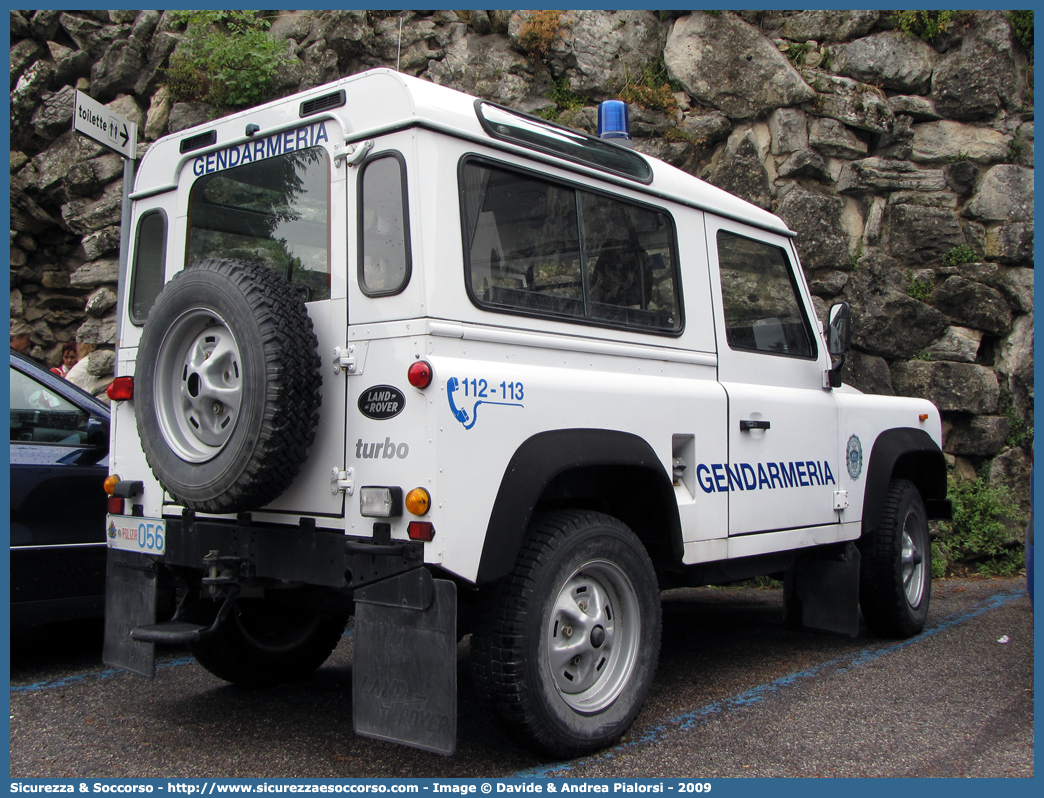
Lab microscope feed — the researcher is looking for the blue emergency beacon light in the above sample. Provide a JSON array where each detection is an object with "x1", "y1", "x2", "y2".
[{"x1": 597, "y1": 100, "x2": 634, "y2": 148}]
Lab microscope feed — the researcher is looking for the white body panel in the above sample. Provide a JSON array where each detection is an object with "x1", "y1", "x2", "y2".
[{"x1": 110, "y1": 68, "x2": 945, "y2": 587}]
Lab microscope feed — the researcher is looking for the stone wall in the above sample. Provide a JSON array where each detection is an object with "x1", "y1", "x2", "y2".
[{"x1": 9, "y1": 9, "x2": 1034, "y2": 504}]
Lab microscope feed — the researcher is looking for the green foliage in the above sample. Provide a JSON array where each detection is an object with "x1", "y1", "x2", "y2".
[
  {"x1": 904, "y1": 269, "x2": 934, "y2": 302},
  {"x1": 912, "y1": 350, "x2": 933, "y2": 362},
  {"x1": 936, "y1": 475, "x2": 1023, "y2": 575},
  {"x1": 1008, "y1": 10, "x2": 1034, "y2": 54},
  {"x1": 167, "y1": 11, "x2": 287, "y2": 109},
  {"x1": 785, "y1": 41, "x2": 811, "y2": 66},
  {"x1": 942, "y1": 244, "x2": 978, "y2": 266},
  {"x1": 891, "y1": 10, "x2": 974, "y2": 42},
  {"x1": 618, "y1": 58, "x2": 681, "y2": 117},
  {"x1": 538, "y1": 76, "x2": 586, "y2": 122},
  {"x1": 1002, "y1": 395, "x2": 1034, "y2": 450}
]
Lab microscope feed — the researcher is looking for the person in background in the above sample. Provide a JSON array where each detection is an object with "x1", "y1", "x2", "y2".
[
  {"x1": 50, "y1": 341, "x2": 79, "y2": 377},
  {"x1": 10, "y1": 319, "x2": 33, "y2": 355},
  {"x1": 66, "y1": 343, "x2": 114, "y2": 400}
]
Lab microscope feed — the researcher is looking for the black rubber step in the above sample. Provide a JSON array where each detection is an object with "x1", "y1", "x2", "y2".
[{"x1": 131, "y1": 621, "x2": 208, "y2": 643}]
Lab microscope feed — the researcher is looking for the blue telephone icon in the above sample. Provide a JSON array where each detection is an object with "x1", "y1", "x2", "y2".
[{"x1": 447, "y1": 377, "x2": 472, "y2": 427}]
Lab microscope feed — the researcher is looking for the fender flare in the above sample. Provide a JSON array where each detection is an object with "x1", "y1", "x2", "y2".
[
  {"x1": 862, "y1": 427, "x2": 949, "y2": 534},
  {"x1": 476, "y1": 429, "x2": 681, "y2": 584}
]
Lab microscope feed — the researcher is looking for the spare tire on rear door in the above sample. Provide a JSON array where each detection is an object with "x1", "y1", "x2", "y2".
[{"x1": 135, "y1": 259, "x2": 322, "y2": 514}]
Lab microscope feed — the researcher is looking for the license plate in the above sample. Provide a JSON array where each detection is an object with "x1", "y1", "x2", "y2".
[{"x1": 106, "y1": 515, "x2": 166, "y2": 556}]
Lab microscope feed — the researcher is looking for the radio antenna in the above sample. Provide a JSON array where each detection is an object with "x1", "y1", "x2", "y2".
[{"x1": 396, "y1": 16, "x2": 403, "y2": 72}]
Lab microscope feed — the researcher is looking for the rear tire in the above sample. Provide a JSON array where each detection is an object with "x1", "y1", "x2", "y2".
[
  {"x1": 471, "y1": 510, "x2": 661, "y2": 758},
  {"x1": 858, "y1": 479, "x2": 931, "y2": 638},
  {"x1": 189, "y1": 593, "x2": 346, "y2": 688}
]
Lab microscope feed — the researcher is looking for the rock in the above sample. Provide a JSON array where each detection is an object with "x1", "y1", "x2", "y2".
[
  {"x1": 767, "y1": 107, "x2": 807, "y2": 155},
  {"x1": 885, "y1": 204, "x2": 966, "y2": 265},
  {"x1": 81, "y1": 226, "x2": 121, "y2": 261},
  {"x1": 777, "y1": 149, "x2": 830, "y2": 181},
  {"x1": 810, "y1": 270, "x2": 850, "y2": 298},
  {"x1": 706, "y1": 129, "x2": 772, "y2": 210},
  {"x1": 932, "y1": 12, "x2": 1020, "y2": 121},
  {"x1": 886, "y1": 95, "x2": 942, "y2": 122},
  {"x1": 983, "y1": 223, "x2": 1033, "y2": 267},
  {"x1": 776, "y1": 186, "x2": 849, "y2": 270},
  {"x1": 808, "y1": 117, "x2": 867, "y2": 159},
  {"x1": 168, "y1": 102, "x2": 215, "y2": 134},
  {"x1": 802, "y1": 71, "x2": 893, "y2": 134},
  {"x1": 30, "y1": 86, "x2": 78, "y2": 142},
  {"x1": 842, "y1": 252, "x2": 951, "y2": 360},
  {"x1": 61, "y1": 182, "x2": 124, "y2": 236},
  {"x1": 837, "y1": 158, "x2": 946, "y2": 195},
  {"x1": 840, "y1": 350, "x2": 895, "y2": 395},
  {"x1": 890, "y1": 361, "x2": 999, "y2": 414},
  {"x1": 566, "y1": 10, "x2": 669, "y2": 97},
  {"x1": 85, "y1": 286, "x2": 118, "y2": 317},
  {"x1": 69, "y1": 258, "x2": 119, "y2": 288},
  {"x1": 995, "y1": 315, "x2": 1034, "y2": 420},
  {"x1": 677, "y1": 110, "x2": 732, "y2": 148},
  {"x1": 269, "y1": 10, "x2": 315, "y2": 43},
  {"x1": 925, "y1": 326, "x2": 982, "y2": 363},
  {"x1": 58, "y1": 13, "x2": 120, "y2": 59},
  {"x1": 144, "y1": 86, "x2": 171, "y2": 141},
  {"x1": 944, "y1": 416, "x2": 1010, "y2": 457},
  {"x1": 943, "y1": 160, "x2": 980, "y2": 195},
  {"x1": 932, "y1": 276, "x2": 1012, "y2": 338},
  {"x1": 664, "y1": 12, "x2": 814, "y2": 120},
  {"x1": 757, "y1": 10, "x2": 880, "y2": 42},
  {"x1": 988, "y1": 448, "x2": 1032, "y2": 515},
  {"x1": 910, "y1": 120, "x2": 1012, "y2": 165},
  {"x1": 106, "y1": 94, "x2": 145, "y2": 130},
  {"x1": 964, "y1": 165, "x2": 1034, "y2": 223},
  {"x1": 10, "y1": 39, "x2": 44, "y2": 90},
  {"x1": 76, "y1": 316, "x2": 116, "y2": 345},
  {"x1": 428, "y1": 33, "x2": 550, "y2": 109},
  {"x1": 90, "y1": 35, "x2": 146, "y2": 102},
  {"x1": 830, "y1": 31, "x2": 938, "y2": 94}
]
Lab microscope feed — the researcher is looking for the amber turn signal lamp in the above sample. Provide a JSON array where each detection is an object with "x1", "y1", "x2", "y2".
[{"x1": 405, "y1": 487, "x2": 431, "y2": 516}]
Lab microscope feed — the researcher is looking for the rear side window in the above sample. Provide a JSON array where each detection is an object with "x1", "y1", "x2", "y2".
[
  {"x1": 187, "y1": 147, "x2": 330, "y2": 302},
  {"x1": 129, "y1": 210, "x2": 166, "y2": 324},
  {"x1": 716, "y1": 231, "x2": 815, "y2": 358},
  {"x1": 461, "y1": 160, "x2": 681, "y2": 334},
  {"x1": 358, "y1": 153, "x2": 411, "y2": 296}
]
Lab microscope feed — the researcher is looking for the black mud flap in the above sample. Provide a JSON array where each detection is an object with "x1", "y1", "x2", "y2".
[
  {"x1": 103, "y1": 549, "x2": 159, "y2": 677},
  {"x1": 783, "y1": 542, "x2": 860, "y2": 637},
  {"x1": 353, "y1": 568, "x2": 457, "y2": 755}
]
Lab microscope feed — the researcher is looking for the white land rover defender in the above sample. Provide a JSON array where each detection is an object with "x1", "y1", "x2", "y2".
[{"x1": 103, "y1": 69, "x2": 950, "y2": 757}]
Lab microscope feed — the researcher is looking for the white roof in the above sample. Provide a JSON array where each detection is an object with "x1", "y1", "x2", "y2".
[{"x1": 134, "y1": 68, "x2": 793, "y2": 237}]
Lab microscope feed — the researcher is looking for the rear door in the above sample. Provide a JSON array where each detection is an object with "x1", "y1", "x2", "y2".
[{"x1": 706, "y1": 218, "x2": 841, "y2": 536}]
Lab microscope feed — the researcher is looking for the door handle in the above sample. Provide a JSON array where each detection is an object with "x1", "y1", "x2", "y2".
[{"x1": 740, "y1": 419, "x2": 771, "y2": 431}]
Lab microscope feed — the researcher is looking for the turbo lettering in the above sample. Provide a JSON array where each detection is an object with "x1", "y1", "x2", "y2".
[
  {"x1": 696, "y1": 460, "x2": 837, "y2": 493},
  {"x1": 192, "y1": 121, "x2": 329, "y2": 177}
]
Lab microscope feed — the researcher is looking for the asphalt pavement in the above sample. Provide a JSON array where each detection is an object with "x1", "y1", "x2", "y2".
[{"x1": 9, "y1": 575, "x2": 1033, "y2": 779}]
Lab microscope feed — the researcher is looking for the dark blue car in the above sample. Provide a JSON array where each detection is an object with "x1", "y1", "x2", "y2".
[{"x1": 10, "y1": 349, "x2": 110, "y2": 625}]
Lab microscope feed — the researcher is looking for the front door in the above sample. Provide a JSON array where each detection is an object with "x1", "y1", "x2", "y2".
[{"x1": 706, "y1": 218, "x2": 841, "y2": 536}]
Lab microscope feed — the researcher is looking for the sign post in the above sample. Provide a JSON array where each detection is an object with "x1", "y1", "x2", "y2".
[{"x1": 73, "y1": 91, "x2": 140, "y2": 347}]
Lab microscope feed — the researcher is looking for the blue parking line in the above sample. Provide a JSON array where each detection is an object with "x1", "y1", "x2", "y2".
[
  {"x1": 10, "y1": 625, "x2": 356, "y2": 695},
  {"x1": 510, "y1": 587, "x2": 1028, "y2": 778},
  {"x1": 10, "y1": 656, "x2": 195, "y2": 694}
]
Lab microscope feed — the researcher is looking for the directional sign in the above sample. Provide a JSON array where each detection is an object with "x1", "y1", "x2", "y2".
[{"x1": 73, "y1": 90, "x2": 138, "y2": 160}]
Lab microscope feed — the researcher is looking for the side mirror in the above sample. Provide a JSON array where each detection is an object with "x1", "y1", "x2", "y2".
[
  {"x1": 86, "y1": 416, "x2": 110, "y2": 449},
  {"x1": 826, "y1": 302, "x2": 851, "y2": 389},
  {"x1": 827, "y1": 302, "x2": 852, "y2": 357}
]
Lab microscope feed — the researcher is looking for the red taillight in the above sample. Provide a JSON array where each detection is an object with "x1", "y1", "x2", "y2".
[
  {"x1": 107, "y1": 376, "x2": 134, "y2": 401},
  {"x1": 407, "y1": 360, "x2": 433, "y2": 389},
  {"x1": 407, "y1": 521, "x2": 435, "y2": 542},
  {"x1": 107, "y1": 496, "x2": 125, "y2": 514}
]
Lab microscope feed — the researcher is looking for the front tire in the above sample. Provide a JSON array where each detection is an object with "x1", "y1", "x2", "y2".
[
  {"x1": 471, "y1": 510, "x2": 661, "y2": 758},
  {"x1": 189, "y1": 593, "x2": 346, "y2": 688},
  {"x1": 858, "y1": 479, "x2": 931, "y2": 638}
]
